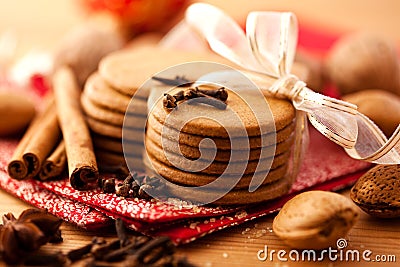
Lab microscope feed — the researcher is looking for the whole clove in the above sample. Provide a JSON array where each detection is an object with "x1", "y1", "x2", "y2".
[
  {"x1": 123, "y1": 173, "x2": 135, "y2": 185},
  {"x1": 102, "y1": 178, "x2": 116, "y2": 193},
  {"x1": 128, "y1": 236, "x2": 175, "y2": 265},
  {"x1": 115, "y1": 218, "x2": 129, "y2": 247},
  {"x1": 113, "y1": 172, "x2": 165, "y2": 200},
  {"x1": 196, "y1": 87, "x2": 228, "y2": 101},
  {"x1": 91, "y1": 239, "x2": 121, "y2": 260},
  {"x1": 163, "y1": 93, "x2": 177, "y2": 110},
  {"x1": 102, "y1": 236, "x2": 150, "y2": 262},
  {"x1": 116, "y1": 183, "x2": 131, "y2": 198},
  {"x1": 163, "y1": 86, "x2": 228, "y2": 111},
  {"x1": 66, "y1": 236, "x2": 106, "y2": 262},
  {"x1": 174, "y1": 90, "x2": 185, "y2": 101},
  {"x1": 67, "y1": 243, "x2": 93, "y2": 262},
  {"x1": 138, "y1": 184, "x2": 153, "y2": 200}
]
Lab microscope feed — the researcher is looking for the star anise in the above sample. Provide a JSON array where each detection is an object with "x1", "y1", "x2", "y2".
[{"x1": 0, "y1": 208, "x2": 63, "y2": 264}]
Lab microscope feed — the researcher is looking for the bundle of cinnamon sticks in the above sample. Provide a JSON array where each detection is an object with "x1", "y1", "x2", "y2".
[
  {"x1": 7, "y1": 21, "x2": 125, "y2": 190},
  {"x1": 7, "y1": 97, "x2": 66, "y2": 181},
  {"x1": 7, "y1": 67, "x2": 99, "y2": 190}
]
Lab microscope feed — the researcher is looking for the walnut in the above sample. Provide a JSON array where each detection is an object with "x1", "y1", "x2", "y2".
[{"x1": 325, "y1": 32, "x2": 400, "y2": 95}]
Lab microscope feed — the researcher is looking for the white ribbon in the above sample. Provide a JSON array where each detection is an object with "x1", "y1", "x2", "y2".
[{"x1": 184, "y1": 3, "x2": 400, "y2": 164}]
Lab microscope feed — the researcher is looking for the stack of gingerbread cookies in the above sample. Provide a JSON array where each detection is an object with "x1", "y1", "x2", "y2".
[
  {"x1": 81, "y1": 46, "x2": 234, "y2": 172},
  {"x1": 81, "y1": 68, "x2": 148, "y2": 172},
  {"x1": 145, "y1": 86, "x2": 297, "y2": 205}
]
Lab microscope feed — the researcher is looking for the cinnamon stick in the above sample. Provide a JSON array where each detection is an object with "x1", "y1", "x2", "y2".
[
  {"x1": 53, "y1": 66, "x2": 98, "y2": 190},
  {"x1": 7, "y1": 97, "x2": 61, "y2": 180},
  {"x1": 38, "y1": 141, "x2": 67, "y2": 180}
]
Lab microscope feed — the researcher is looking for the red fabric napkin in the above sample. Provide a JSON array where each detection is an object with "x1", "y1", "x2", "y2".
[
  {"x1": 0, "y1": 23, "x2": 372, "y2": 244},
  {"x1": 0, "y1": 127, "x2": 370, "y2": 243}
]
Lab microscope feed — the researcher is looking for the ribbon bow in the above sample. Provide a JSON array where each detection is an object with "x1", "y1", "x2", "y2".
[{"x1": 184, "y1": 3, "x2": 400, "y2": 164}]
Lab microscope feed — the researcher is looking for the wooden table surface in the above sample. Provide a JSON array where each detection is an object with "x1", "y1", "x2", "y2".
[{"x1": 0, "y1": 1, "x2": 399, "y2": 266}]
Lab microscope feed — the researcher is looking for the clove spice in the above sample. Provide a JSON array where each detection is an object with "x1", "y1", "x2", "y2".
[
  {"x1": 0, "y1": 209, "x2": 198, "y2": 266},
  {"x1": 102, "y1": 178, "x2": 116, "y2": 193},
  {"x1": 163, "y1": 86, "x2": 228, "y2": 111},
  {"x1": 112, "y1": 172, "x2": 165, "y2": 200},
  {"x1": 115, "y1": 218, "x2": 130, "y2": 247}
]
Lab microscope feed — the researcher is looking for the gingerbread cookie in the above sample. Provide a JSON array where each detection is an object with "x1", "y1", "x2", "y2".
[
  {"x1": 92, "y1": 134, "x2": 143, "y2": 156},
  {"x1": 144, "y1": 85, "x2": 297, "y2": 205},
  {"x1": 84, "y1": 72, "x2": 148, "y2": 115},
  {"x1": 145, "y1": 136, "x2": 289, "y2": 175},
  {"x1": 150, "y1": 87, "x2": 295, "y2": 137},
  {"x1": 82, "y1": 95, "x2": 147, "y2": 128},
  {"x1": 98, "y1": 47, "x2": 233, "y2": 96},
  {"x1": 147, "y1": 114, "x2": 295, "y2": 149},
  {"x1": 86, "y1": 117, "x2": 144, "y2": 142},
  {"x1": 150, "y1": 162, "x2": 291, "y2": 206},
  {"x1": 143, "y1": 152, "x2": 288, "y2": 190},
  {"x1": 146, "y1": 125, "x2": 294, "y2": 162}
]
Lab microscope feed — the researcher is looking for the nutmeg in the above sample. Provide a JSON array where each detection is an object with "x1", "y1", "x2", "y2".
[
  {"x1": 325, "y1": 32, "x2": 400, "y2": 95},
  {"x1": 53, "y1": 23, "x2": 124, "y2": 88},
  {"x1": 342, "y1": 89, "x2": 400, "y2": 137},
  {"x1": 350, "y1": 164, "x2": 400, "y2": 218},
  {"x1": 273, "y1": 191, "x2": 359, "y2": 249},
  {"x1": 0, "y1": 92, "x2": 36, "y2": 136}
]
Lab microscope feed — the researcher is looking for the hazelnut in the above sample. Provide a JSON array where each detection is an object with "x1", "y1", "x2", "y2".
[
  {"x1": 350, "y1": 164, "x2": 400, "y2": 218},
  {"x1": 53, "y1": 23, "x2": 124, "y2": 87},
  {"x1": 325, "y1": 32, "x2": 400, "y2": 95},
  {"x1": 0, "y1": 92, "x2": 36, "y2": 137},
  {"x1": 342, "y1": 89, "x2": 400, "y2": 137},
  {"x1": 273, "y1": 191, "x2": 359, "y2": 249}
]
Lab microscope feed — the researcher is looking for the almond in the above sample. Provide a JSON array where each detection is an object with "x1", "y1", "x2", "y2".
[
  {"x1": 350, "y1": 164, "x2": 400, "y2": 218},
  {"x1": 273, "y1": 190, "x2": 359, "y2": 249},
  {"x1": 0, "y1": 92, "x2": 36, "y2": 136}
]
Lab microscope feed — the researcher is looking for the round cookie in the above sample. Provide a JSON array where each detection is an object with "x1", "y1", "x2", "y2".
[
  {"x1": 92, "y1": 134, "x2": 144, "y2": 156},
  {"x1": 150, "y1": 87, "x2": 295, "y2": 137},
  {"x1": 149, "y1": 166, "x2": 291, "y2": 205},
  {"x1": 84, "y1": 72, "x2": 148, "y2": 115},
  {"x1": 86, "y1": 117, "x2": 144, "y2": 142},
  {"x1": 146, "y1": 124, "x2": 294, "y2": 162},
  {"x1": 82, "y1": 94, "x2": 147, "y2": 128},
  {"x1": 98, "y1": 47, "x2": 233, "y2": 96},
  {"x1": 208, "y1": 178, "x2": 290, "y2": 206},
  {"x1": 145, "y1": 136, "x2": 289, "y2": 175},
  {"x1": 143, "y1": 152, "x2": 288, "y2": 190},
  {"x1": 88, "y1": 71, "x2": 149, "y2": 99},
  {"x1": 148, "y1": 114, "x2": 295, "y2": 149}
]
